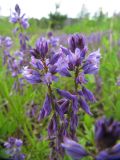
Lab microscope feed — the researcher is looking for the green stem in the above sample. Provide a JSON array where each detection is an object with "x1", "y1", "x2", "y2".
[{"x1": 74, "y1": 67, "x2": 79, "y2": 92}]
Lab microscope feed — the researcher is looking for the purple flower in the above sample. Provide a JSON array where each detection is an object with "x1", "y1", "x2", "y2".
[
  {"x1": 15, "y1": 4, "x2": 20, "y2": 16},
  {"x1": 21, "y1": 17, "x2": 29, "y2": 29},
  {"x1": 48, "y1": 114, "x2": 58, "y2": 137},
  {"x1": 95, "y1": 117, "x2": 120, "y2": 151},
  {"x1": 14, "y1": 153, "x2": 25, "y2": 160},
  {"x1": 10, "y1": 4, "x2": 29, "y2": 29},
  {"x1": 79, "y1": 97, "x2": 92, "y2": 115},
  {"x1": 43, "y1": 72, "x2": 58, "y2": 84},
  {"x1": 19, "y1": 33, "x2": 29, "y2": 51},
  {"x1": 30, "y1": 56, "x2": 44, "y2": 70},
  {"x1": 83, "y1": 49, "x2": 101, "y2": 74},
  {"x1": 96, "y1": 143, "x2": 120, "y2": 160},
  {"x1": 57, "y1": 89, "x2": 75, "y2": 100},
  {"x1": 70, "y1": 113, "x2": 78, "y2": 132},
  {"x1": 48, "y1": 36, "x2": 59, "y2": 47},
  {"x1": 47, "y1": 32, "x2": 53, "y2": 38},
  {"x1": 4, "y1": 37, "x2": 13, "y2": 48},
  {"x1": 35, "y1": 37, "x2": 48, "y2": 59},
  {"x1": 4, "y1": 137, "x2": 25, "y2": 160},
  {"x1": 55, "y1": 51, "x2": 69, "y2": 76},
  {"x1": 0, "y1": 36, "x2": 12, "y2": 48},
  {"x1": 58, "y1": 99, "x2": 69, "y2": 114},
  {"x1": 22, "y1": 67, "x2": 41, "y2": 84},
  {"x1": 68, "y1": 34, "x2": 86, "y2": 52},
  {"x1": 49, "y1": 53, "x2": 60, "y2": 65},
  {"x1": 66, "y1": 48, "x2": 82, "y2": 68},
  {"x1": 15, "y1": 139, "x2": 23, "y2": 147},
  {"x1": 76, "y1": 72, "x2": 87, "y2": 84},
  {"x1": 58, "y1": 67, "x2": 71, "y2": 77},
  {"x1": 61, "y1": 137, "x2": 88, "y2": 160},
  {"x1": 38, "y1": 94, "x2": 51, "y2": 121},
  {"x1": 82, "y1": 86, "x2": 96, "y2": 102}
]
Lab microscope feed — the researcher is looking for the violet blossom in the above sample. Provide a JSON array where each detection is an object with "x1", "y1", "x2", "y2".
[
  {"x1": 4, "y1": 137, "x2": 25, "y2": 160},
  {"x1": 10, "y1": 4, "x2": 29, "y2": 29}
]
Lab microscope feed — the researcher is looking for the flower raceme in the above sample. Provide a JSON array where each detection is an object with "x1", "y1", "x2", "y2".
[{"x1": 10, "y1": 4, "x2": 29, "y2": 29}]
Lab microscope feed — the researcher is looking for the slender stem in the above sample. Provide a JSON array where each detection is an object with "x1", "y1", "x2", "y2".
[{"x1": 74, "y1": 66, "x2": 79, "y2": 93}]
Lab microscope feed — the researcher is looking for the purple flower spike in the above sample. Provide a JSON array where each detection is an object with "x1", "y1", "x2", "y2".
[
  {"x1": 10, "y1": 4, "x2": 29, "y2": 29},
  {"x1": 61, "y1": 137, "x2": 88, "y2": 160},
  {"x1": 79, "y1": 97, "x2": 92, "y2": 115}
]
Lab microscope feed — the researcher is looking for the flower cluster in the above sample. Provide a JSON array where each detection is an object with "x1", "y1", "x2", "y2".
[
  {"x1": 4, "y1": 137, "x2": 25, "y2": 160},
  {"x1": 22, "y1": 33, "x2": 100, "y2": 159}
]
